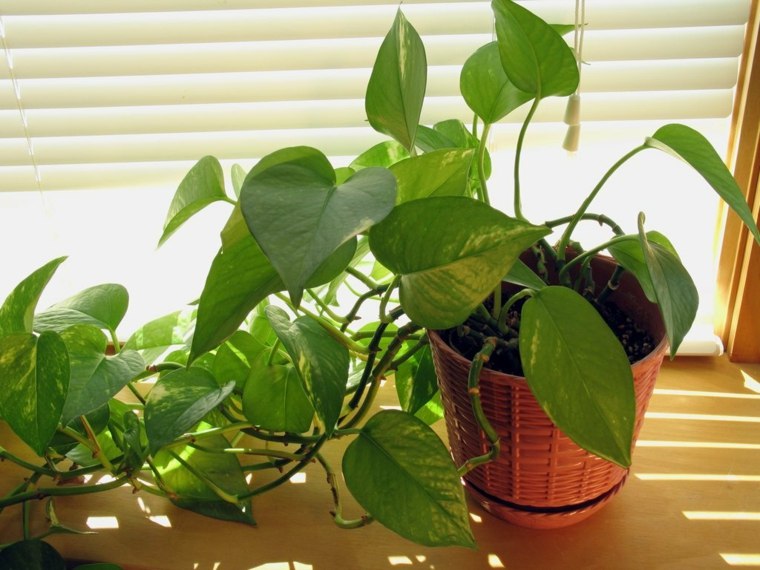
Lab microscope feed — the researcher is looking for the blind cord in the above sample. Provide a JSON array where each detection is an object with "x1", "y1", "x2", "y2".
[{"x1": 563, "y1": 0, "x2": 586, "y2": 152}]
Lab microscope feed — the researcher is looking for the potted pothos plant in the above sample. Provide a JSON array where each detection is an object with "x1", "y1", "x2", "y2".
[{"x1": 2, "y1": 0, "x2": 759, "y2": 563}]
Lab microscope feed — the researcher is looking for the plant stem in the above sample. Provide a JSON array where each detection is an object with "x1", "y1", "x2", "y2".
[
  {"x1": 497, "y1": 289, "x2": 534, "y2": 334},
  {"x1": 458, "y1": 339, "x2": 500, "y2": 476},
  {"x1": 0, "y1": 475, "x2": 130, "y2": 509},
  {"x1": 476, "y1": 122, "x2": 492, "y2": 204},
  {"x1": 315, "y1": 452, "x2": 373, "y2": 529},
  {"x1": 345, "y1": 266, "x2": 382, "y2": 291},
  {"x1": 379, "y1": 275, "x2": 400, "y2": 323},
  {"x1": 513, "y1": 97, "x2": 541, "y2": 220},
  {"x1": 306, "y1": 289, "x2": 349, "y2": 323},
  {"x1": 557, "y1": 234, "x2": 631, "y2": 283},
  {"x1": 557, "y1": 144, "x2": 647, "y2": 260},
  {"x1": 341, "y1": 284, "x2": 388, "y2": 333},
  {"x1": 545, "y1": 212, "x2": 625, "y2": 236}
]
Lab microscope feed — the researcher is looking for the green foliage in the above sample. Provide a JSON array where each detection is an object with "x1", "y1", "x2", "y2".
[{"x1": 2, "y1": 0, "x2": 759, "y2": 560}]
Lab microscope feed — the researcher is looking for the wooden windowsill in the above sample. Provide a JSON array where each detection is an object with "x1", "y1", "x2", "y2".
[{"x1": 1, "y1": 355, "x2": 759, "y2": 570}]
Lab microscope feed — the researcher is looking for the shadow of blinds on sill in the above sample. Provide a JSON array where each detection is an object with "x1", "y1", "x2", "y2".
[{"x1": 0, "y1": 0, "x2": 750, "y2": 355}]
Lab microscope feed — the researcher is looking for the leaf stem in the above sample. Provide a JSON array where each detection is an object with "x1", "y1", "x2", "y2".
[
  {"x1": 476, "y1": 122, "x2": 492, "y2": 204},
  {"x1": 513, "y1": 97, "x2": 541, "y2": 220}
]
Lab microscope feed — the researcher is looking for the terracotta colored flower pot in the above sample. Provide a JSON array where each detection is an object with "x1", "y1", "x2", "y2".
[{"x1": 428, "y1": 255, "x2": 668, "y2": 529}]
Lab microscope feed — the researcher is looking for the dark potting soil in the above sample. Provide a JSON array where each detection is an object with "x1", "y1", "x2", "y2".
[{"x1": 445, "y1": 298, "x2": 656, "y2": 377}]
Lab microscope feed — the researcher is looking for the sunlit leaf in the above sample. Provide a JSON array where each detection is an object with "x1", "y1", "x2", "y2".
[
  {"x1": 34, "y1": 283, "x2": 129, "y2": 337},
  {"x1": 369, "y1": 197, "x2": 549, "y2": 329},
  {"x1": 390, "y1": 149, "x2": 474, "y2": 204},
  {"x1": 343, "y1": 410, "x2": 474, "y2": 547},
  {"x1": 0, "y1": 256, "x2": 66, "y2": 337},
  {"x1": 350, "y1": 140, "x2": 410, "y2": 170},
  {"x1": 0, "y1": 331, "x2": 68, "y2": 455},
  {"x1": 519, "y1": 286, "x2": 635, "y2": 467},
  {"x1": 123, "y1": 308, "x2": 195, "y2": 365},
  {"x1": 366, "y1": 9, "x2": 427, "y2": 150},
  {"x1": 607, "y1": 231, "x2": 679, "y2": 303},
  {"x1": 159, "y1": 156, "x2": 230, "y2": 246}
]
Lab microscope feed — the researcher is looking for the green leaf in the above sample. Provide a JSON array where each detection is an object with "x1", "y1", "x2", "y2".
[
  {"x1": 0, "y1": 256, "x2": 66, "y2": 337},
  {"x1": 0, "y1": 331, "x2": 69, "y2": 455},
  {"x1": 647, "y1": 123, "x2": 760, "y2": 245},
  {"x1": 0, "y1": 540, "x2": 66, "y2": 570},
  {"x1": 369, "y1": 197, "x2": 549, "y2": 329},
  {"x1": 395, "y1": 345, "x2": 438, "y2": 416},
  {"x1": 519, "y1": 286, "x2": 635, "y2": 467},
  {"x1": 34, "y1": 283, "x2": 129, "y2": 336},
  {"x1": 231, "y1": 163, "x2": 246, "y2": 199},
  {"x1": 154, "y1": 427, "x2": 254, "y2": 525},
  {"x1": 366, "y1": 9, "x2": 427, "y2": 150},
  {"x1": 503, "y1": 258, "x2": 547, "y2": 290},
  {"x1": 241, "y1": 150, "x2": 395, "y2": 306},
  {"x1": 637, "y1": 216, "x2": 699, "y2": 357},
  {"x1": 265, "y1": 306, "x2": 348, "y2": 435},
  {"x1": 59, "y1": 325, "x2": 145, "y2": 425},
  {"x1": 350, "y1": 140, "x2": 410, "y2": 171},
  {"x1": 213, "y1": 330, "x2": 261, "y2": 390},
  {"x1": 145, "y1": 368, "x2": 235, "y2": 453},
  {"x1": 460, "y1": 41, "x2": 533, "y2": 124},
  {"x1": 390, "y1": 148, "x2": 474, "y2": 204},
  {"x1": 159, "y1": 156, "x2": 229, "y2": 246},
  {"x1": 492, "y1": 0, "x2": 579, "y2": 98},
  {"x1": 242, "y1": 353, "x2": 314, "y2": 433},
  {"x1": 123, "y1": 308, "x2": 195, "y2": 365},
  {"x1": 343, "y1": 410, "x2": 474, "y2": 547},
  {"x1": 607, "y1": 231, "x2": 679, "y2": 303}
]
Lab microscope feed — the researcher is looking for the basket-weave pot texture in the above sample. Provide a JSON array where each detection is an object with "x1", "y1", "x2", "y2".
[{"x1": 429, "y1": 255, "x2": 668, "y2": 529}]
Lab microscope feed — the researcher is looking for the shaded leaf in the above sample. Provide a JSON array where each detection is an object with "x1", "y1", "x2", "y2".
[
  {"x1": 607, "y1": 231, "x2": 679, "y2": 303},
  {"x1": 503, "y1": 258, "x2": 547, "y2": 290},
  {"x1": 390, "y1": 148, "x2": 474, "y2": 204},
  {"x1": 123, "y1": 308, "x2": 195, "y2": 365},
  {"x1": 0, "y1": 540, "x2": 66, "y2": 570},
  {"x1": 265, "y1": 306, "x2": 348, "y2": 435},
  {"x1": 343, "y1": 410, "x2": 474, "y2": 547},
  {"x1": 519, "y1": 286, "x2": 635, "y2": 467},
  {"x1": 145, "y1": 367, "x2": 235, "y2": 453},
  {"x1": 34, "y1": 283, "x2": 129, "y2": 336}
]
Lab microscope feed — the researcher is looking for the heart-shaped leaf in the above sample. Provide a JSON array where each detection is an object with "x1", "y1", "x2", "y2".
[
  {"x1": 34, "y1": 283, "x2": 129, "y2": 336},
  {"x1": 350, "y1": 140, "x2": 410, "y2": 171},
  {"x1": 637, "y1": 216, "x2": 698, "y2": 357},
  {"x1": 390, "y1": 148, "x2": 474, "y2": 204},
  {"x1": 241, "y1": 151, "x2": 395, "y2": 306},
  {"x1": 461, "y1": 41, "x2": 534, "y2": 124},
  {"x1": 0, "y1": 331, "x2": 69, "y2": 455},
  {"x1": 0, "y1": 256, "x2": 66, "y2": 337},
  {"x1": 265, "y1": 306, "x2": 348, "y2": 435},
  {"x1": 242, "y1": 353, "x2": 314, "y2": 433},
  {"x1": 59, "y1": 325, "x2": 145, "y2": 425},
  {"x1": 154, "y1": 425, "x2": 253, "y2": 525},
  {"x1": 159, "y1": 155, "x2": 230, "y2": 246},
  {"x1": 492, "y1": 0, "x2": 579, "y2": 99},
  {"x1": 369, "y1": 197, "x2": 549, "y2": 329},
  {"x1": 519, "y1": 286, "x2": 635, "y2": 467},
  {"x1": 343, "y1": 409, "x2": 474, "y2": 547},
  {"x1": 647, "y1": 123, "x2": 760, "y2": 245},
  {"x1": 366, "y1": 9, "x2": 427, "y2": 151},
  {"x1": 145, "y1": 368, "x2": 235, "y2": 453}
]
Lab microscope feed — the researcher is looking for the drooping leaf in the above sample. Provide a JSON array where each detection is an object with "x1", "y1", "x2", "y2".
[
  {"x1": 366, "y1": 9, "x2": 427, "y2": 151},
  {"x1": 390, "y1": 148, "x2": 474, "y2": 204},
  {"x1": 144, "y1": 368, "x2": 235, "y2": 453},
  {"x1": 460, "y1": 41, "x2": 533, "y2": 124},
  {"x1": 159, "y1": 156, "x2": 230, "y2": 246},
  {"x1": 394, "y1": 344, "x2": 443, "y2": 425},
  {"x1": 519, "y1": 286, "x2": 635, "y2": 467},
  {"x1": 34, "y1": 283, "x2": 129, "y2": 336},
  {"x1": 265, "y1": 306, "x2": 348, "y2": 435},
  {"x1": 343, "y1": 410, "x2": 474, "y2": 547},
  {"x1": 0, "y1": 256, "x2": 66, "y2": 337},
  {"x1": 350, "y1": 140, "x2": 410, "y2": 170},
  {"x1": 492, "y1": 0, "x2": 579, "y2": 98},
  {"x1": 607, "y1": 231, "x2": 679, "y2": 303},
  {"x1": 647, "y1": 123, "x2": 760, "y2": 245},
  {"x1": 0, "y1": 331, "x2": 69, "y2": 455},
  {"x1": 123, "y1": 308, "x2": 196, "y2": 365},
  {"x1": 241, "y1": 150, "x2": 395, "y2": 306},
  {"x1": 0, "y1": 540, "x2": 67, "y2": 570},
  {"x1": 59, "y1": 325, "x2": 145, "y2": 425},
  {"x1": 242, "y1": 353, "x2": 314, "y2": 433},
  {"x1": 369, "y1": 197, "x2": 549, "y2": 329},
  {"x1": 154, "y1": 426, "x2": 254, "y2": 525},
  {"x1": 637, "y1": 216, "x2": 698, "y2": 357}
]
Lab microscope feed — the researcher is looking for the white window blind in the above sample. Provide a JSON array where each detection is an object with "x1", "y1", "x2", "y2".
[{"x1": 0, "y1": 0, "x2": 752, "y2": 351}]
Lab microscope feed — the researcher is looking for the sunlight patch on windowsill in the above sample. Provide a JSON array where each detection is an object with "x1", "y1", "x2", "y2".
[
  {"x1": 488, "y1": 553, "x2": 506, "y2": 568},
  {"x1": 645, "y1": 412, "x2": 760, "y2": 423},
  {"x1": 636, "y1": 440, "x2": 760, "y2": 450},
  {"x1": 721, "y1": 553, "x2": 760, "y2": 566},
  {"x1": 654, "y1": 388, "x2": 760, "y2": 400},
  {"x1": 636, "y1": 473, "x2": 760, "y2": 482},
  {"x1": 683, "y1": 511, "x2": 760, "y2": 521},
  {"x1": 86, "y1": 516, "x2": 119, "y2": 529},
  {"x1": 743, "y1": 371, "x2": 760, "y2": 395}
]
